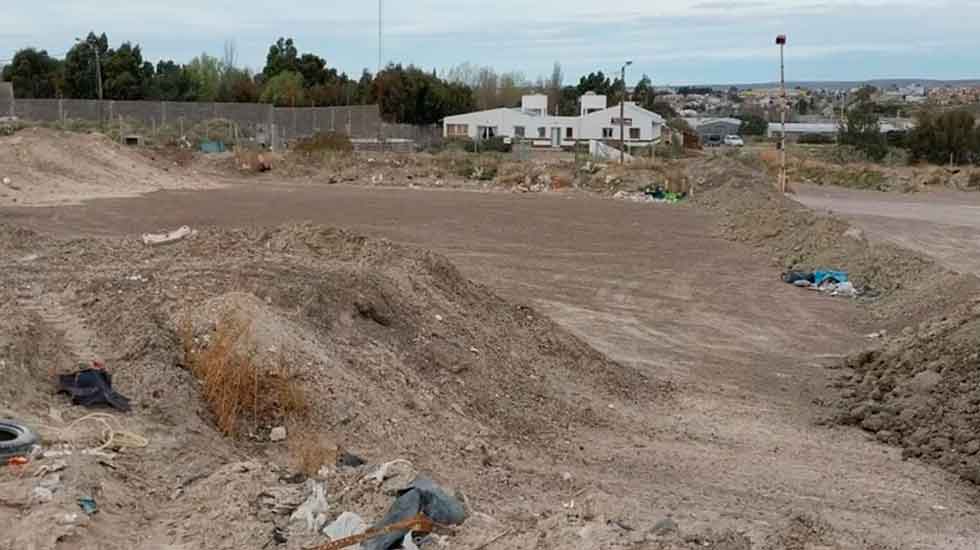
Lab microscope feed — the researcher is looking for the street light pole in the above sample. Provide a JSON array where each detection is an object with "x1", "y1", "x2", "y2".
[
  {"x1": 620, "y1": 60, "x2": 632, "y2": 164},
  {"x1": 776, "y1": 34, "x2": 787, "y2": 193},
  {"x1": 76, "y1": 37, "x2": 103, "y2": 101},
  {"x1": 378, "y1": 0, "x2": 384, "y2": 153}
]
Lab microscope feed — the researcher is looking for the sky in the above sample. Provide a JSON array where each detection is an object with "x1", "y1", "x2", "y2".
[{"x1": 2, "y1": 0, "x2": 979, "y2": 85}]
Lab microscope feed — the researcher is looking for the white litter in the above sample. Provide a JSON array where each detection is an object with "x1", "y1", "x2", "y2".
[{"x1": 141, "y1": 226, "x2": 197, "y2": 246}]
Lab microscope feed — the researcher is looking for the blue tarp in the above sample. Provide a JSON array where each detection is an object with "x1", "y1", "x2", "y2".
[
  {"x1": 813, "y1": 271, "x2": 848, "y2": 285},
  {"x1": 200, "y1": 141, "x2": 226, "y2": 154}
]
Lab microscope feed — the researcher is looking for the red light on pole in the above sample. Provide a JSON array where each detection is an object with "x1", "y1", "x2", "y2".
[{"x1": 776, "y1": 34, "x2": 787, "y2": 45}]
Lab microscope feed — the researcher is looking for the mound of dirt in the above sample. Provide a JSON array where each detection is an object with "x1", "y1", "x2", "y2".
[
  {"x1": 834, "y1": 299, "x2": 980, "y2": 484},
  {"x1": 0, "y1": 221, "x2": 658, "y2": 549},
  {"x1": 690, "y1": 156, "x2": 979, "y2": 327},
  {"x1": 0, "y1": 127, "x2": 212, "y2": 206}
]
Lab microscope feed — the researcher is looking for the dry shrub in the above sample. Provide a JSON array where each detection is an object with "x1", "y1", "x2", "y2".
[
  {"x1": 293, "y1": 132, "x2": 353, "y2": 154},
  {"x1": 179, "y1": 311, "x2": 306, "y2": 436},
  {"x1": 288, "y1": 426, "x2": 340, "y2": 476},
  {"x1": 234, "y1": 146, "x2": 273, "y2": 173}
]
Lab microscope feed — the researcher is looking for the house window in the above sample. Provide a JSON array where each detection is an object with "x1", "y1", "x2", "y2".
[
  {"x1": 446, "y1": 124, "x2": 468, "y2": 137},
  {"x1": 602, "y1": 128, "x2": 614, "y2": 138},
  {"x1": 514, "y1": 126, "x2": 525, "y2": 138},
  {"x1": 629, "y1": 128, "x2": 641, "y2": 139},
  {"x1": 537, "y1": 127, "x2": 546, "y2": 138},
  {"x1": 565, "y1": 127, "x2": 573, "y2": 139}
]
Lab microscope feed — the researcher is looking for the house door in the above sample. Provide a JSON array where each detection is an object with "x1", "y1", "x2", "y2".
[{"x1": 550, "y1": 128, "x2": 561, "y2": 147}]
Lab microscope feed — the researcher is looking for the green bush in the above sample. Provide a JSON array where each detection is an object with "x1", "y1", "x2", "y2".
[
  {"x1": 466, "y1": 136, "x2": 512, "y2": 153},
  {"x1": 798, "y1": 133, "x2": 834, "y2": 144}
]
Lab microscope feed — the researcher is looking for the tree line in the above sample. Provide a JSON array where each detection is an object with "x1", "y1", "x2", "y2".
[
  {"x1": 840, "y1": 87, "x2": 980, "y2": 165},
  {"x1": 3, "y1": 34, "x2": 679, "y2": 125}
]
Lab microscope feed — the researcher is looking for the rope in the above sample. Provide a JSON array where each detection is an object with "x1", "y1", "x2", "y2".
[{"x1": 38, "y1": 412, "x2": 148, "y2": 454}]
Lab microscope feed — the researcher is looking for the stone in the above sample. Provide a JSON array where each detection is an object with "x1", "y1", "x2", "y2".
[
  {"x1": 651, "y1": 517, "x2": 678, "y2": 536},
  {"x1": 963, "y1": 440, "x2": 980, "y2": 455},
  {"x1": 323, "y1": 511, "x2": 366, "y2": 541},
  {"x1": 270, "y1": 426, "x2": 287, "y2": 442},
  {"x1": 908, "y1": 370, "x2": 942, "y2": 394}
]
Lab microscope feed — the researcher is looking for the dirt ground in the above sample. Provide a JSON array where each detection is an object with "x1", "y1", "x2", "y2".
[
  {"x1": 796, "y1": 184, "x2": 980, "y2": 277},
  {"x1": 1, "y1": 141, "x2": 980, "y2": 549}
]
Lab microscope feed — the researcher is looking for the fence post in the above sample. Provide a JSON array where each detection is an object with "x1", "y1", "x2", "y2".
[{"x1": 161, "y1": 101, "x2": 167, "y2": 127}]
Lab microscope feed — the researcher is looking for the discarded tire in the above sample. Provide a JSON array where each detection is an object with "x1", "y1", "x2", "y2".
[{"x1": 0, "y1": 420, "x2": 39, "y2": 459}]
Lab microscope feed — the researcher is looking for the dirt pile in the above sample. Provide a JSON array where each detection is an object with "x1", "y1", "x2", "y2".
[
  {"x1": 0, "y1": 222, "x2": 656, "y2": 549},
  {"x1": 0, "y1": 127, "x2": 213, "y2": 206},
  {"x1": 688, "y1": 156, "x2": 980, "y2": 485},
  {"x1": 691, "y1": 156, "x2": 979, "y2": 325},
  {"x1": 834, "y1": 298, "x2": 980, "y2": 484}
]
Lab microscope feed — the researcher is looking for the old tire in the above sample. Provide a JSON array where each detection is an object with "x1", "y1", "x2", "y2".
[{"x1": 0, "y1": 420, "x2": 39, "y2": 459}]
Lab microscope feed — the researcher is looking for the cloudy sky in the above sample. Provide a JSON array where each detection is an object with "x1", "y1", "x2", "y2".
[{"x1": 2, "y1": 0, "x2": 978, "y2": 85}]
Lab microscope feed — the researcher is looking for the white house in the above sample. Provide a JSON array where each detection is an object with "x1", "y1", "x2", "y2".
[{"x1": 443, "y1": 93, "x2": 664, "y2": 148}]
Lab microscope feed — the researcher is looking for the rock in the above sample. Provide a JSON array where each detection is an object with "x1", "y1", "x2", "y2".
[
  {"x1": 861, "y1": 414, "x2": 887, "y2": 432},
  {"x1": 561, "y1": 471, "x2": 573, "y2": 482},
  {"x1": 258, "y1": 485, "x2": 306, "y2": 517},
  {"x1": 963, "y1": 440, "x2": 980, "y2": 455},
  {"x1": 323, "y1": 511, "x2": 366, "y2": 541},
  {"x1": 1, "y1": 177, "x2": 10, "y2": 186},
  {"x1": 843, "y1": 227, "x2": 865, "y2": 240},
  {"x1": 908, "y1": 370, "x2": 942, "y2": 394},
  {"x1": 651, "y1": 517, "x2": 678, "y2": 536},
  {"x1": 875, "y1": 430, "x2": 895, "y2": 443},
  {"x1": 270, "y1": 426, "x2": 287, "y2": 442},
  {"x1": 32, "y1": 486, "x2": 54, "y2": 502},
  {"x1": 290, "y1": 480, "x2": 329, "y2": 532},
  {"x1": 930, "y1": 437, "x2": 951, "y2": 452}
]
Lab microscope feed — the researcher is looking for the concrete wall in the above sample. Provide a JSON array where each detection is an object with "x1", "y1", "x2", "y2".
[{"x1": 10, "y1": 99, "x2": 381, "y2": 141}]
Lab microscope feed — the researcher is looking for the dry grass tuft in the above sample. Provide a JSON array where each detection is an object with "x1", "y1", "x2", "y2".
[
  {"x1": 179, "y1": 311, "x2": 307, "y2": 437},
  {"x1": 288, "y1": 426, "x2": 340, "y2": 476}
]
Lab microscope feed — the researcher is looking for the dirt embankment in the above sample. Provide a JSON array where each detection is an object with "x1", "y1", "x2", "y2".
[
  {"x1": 0, "y1": 127, "x2": 214, "y2": 206},
  {"x1": 0, "y1": 222, "x2": 664, "y2": 550},
  {"x1": 690, "y1": 155, "x2": 980, "y2": 484}
]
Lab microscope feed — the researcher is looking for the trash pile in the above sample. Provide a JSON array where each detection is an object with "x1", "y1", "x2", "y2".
[
  {"x1": 613, "y1": 184, "x2": 688, "y2": 204},
  {"x1": 782, "y1": 270, "x2": 860, "y2": 298}
]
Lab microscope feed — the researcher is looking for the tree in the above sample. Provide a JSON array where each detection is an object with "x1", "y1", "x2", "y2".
[
  {"x1": 263, "y1": 37, "x2": 299, "y2": 80},
  {"x1": 907, "y1": 109, "x2": 979, "y2": 165},
  {"x1": 557, "y1": 86, "x2": 579, "y2": 116},
  {"x1": 184, "y1": 53, "x2": 222, "y2": 101},
  {"x1": 63, "y1": 32, "x2": 109, "y2": 99},
  {"x1": 146, "y1": 60, "x2": 193, "y2": 101},
  {"x1": 372, "y1": 64, "x2": 473, "y2": 124},
  {"x1": 577, "y1": 71, "x2": 612, "y2": 96},
  {"x1": 737, "y1": 113, "x2": 768, "y2": 136},
  {"x1": 260, "y1": 70, "x2": 306, "y2": 106},
  {"x1": 1, "y1": 48, "x2": 62, "y2": 98},
  {"x1": 546, "y1": 62, "x2": 563, "y2": 113},
  {"x1": 103, "y1": 42, "x2": 148, "y2": 99},
  {"x1": 839, "y1": 97, "x2": 887, "y2": 160}
]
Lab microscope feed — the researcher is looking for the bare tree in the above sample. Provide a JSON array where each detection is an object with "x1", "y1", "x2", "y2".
[{"x1": 222, "y1": 40, "x2": 238, "y2": 72}]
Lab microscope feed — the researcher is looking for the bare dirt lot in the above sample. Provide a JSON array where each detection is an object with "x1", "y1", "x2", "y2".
[{"x1": 3, "y1": 164, "x2": 980, "y2": 549}]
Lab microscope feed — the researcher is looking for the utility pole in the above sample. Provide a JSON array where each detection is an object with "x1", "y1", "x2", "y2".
[
  {"x1": 378, "y1": 0, "x2": 384, "y2": 154},
  {"x1": 776, "y1": 34, "x2": 787, "y2": 193},
  {"x1": 620, "y1": 60, "x2": 632, "y2": 164}
]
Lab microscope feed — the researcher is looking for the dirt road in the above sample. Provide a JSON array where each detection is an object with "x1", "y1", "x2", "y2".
[
  {"x1": 796, "y1": 184, "x2": 980, "y2": 276},
  {"x1": 2, "y1": 183, "x2": 977, "y2": 548}
]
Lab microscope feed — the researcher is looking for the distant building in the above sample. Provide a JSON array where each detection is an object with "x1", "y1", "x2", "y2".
[
  {"x1": 443, "y1": 93, "x2": 665, "y2": 148},
  {"x1": 683, "y1": 117, "x2": 742, "y2": 143}
]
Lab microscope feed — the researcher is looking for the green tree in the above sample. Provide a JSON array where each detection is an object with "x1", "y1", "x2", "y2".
[
  {"x1": 907, "y1": 109, "x2": 979, "y2": 165},
  {"x1": 557, "y1": 86, "x2": 579, "y2": 116},
  {"x1": 263, "y1": 37, "x2": 299, "y2": 80},
  {"x1": 372, "y1": 64, "x2": 473, "y2": 124},
  {"x1": 185, "y1": 53, "x2": 222, "y2": 101},
  {"x1": 260, "y1": 70, "x2": 306, "y2": 106},
  {"x1": 103, "y1": 42, "x2": 148, "y2": 99},
  {"x1": 577, "y1": 71, "x2": 612, "y2": 96},
  {"x1": 63, "y1": 32, "x2": 109, "y2": 99},
  {"x1": 1, "y1": 48, "x2": 62, "y2": 98},
  {"x1": 737, "y1": 113, "x2": 768, "y2": 136},
  {"x1": 839, "y1": 97, "x2": 887, "y2": 161}
]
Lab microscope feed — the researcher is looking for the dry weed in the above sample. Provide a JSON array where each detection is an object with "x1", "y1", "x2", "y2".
[
  {"x1": 179, "y1": 311, "x2": 307, "y2": 436},
  {"x1": 287, "y1": 426, "x2": 340, "y2": 476}
]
